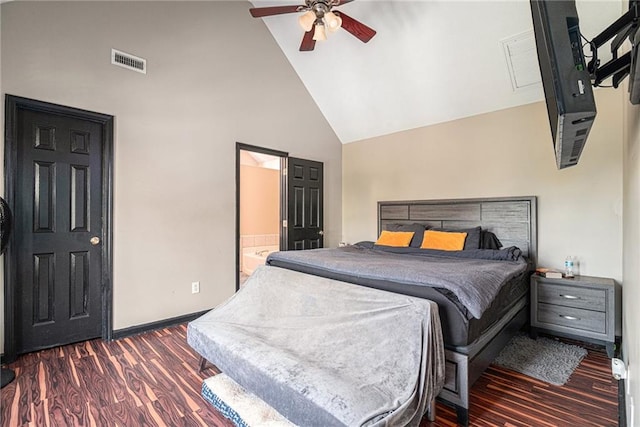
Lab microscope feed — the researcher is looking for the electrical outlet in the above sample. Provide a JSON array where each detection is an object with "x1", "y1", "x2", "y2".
[{"x1": 191, "y1": 281, "x2": 200, "y2": 294}]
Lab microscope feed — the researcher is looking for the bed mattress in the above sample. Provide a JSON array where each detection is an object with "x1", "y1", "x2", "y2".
[{"x1": 266, "y1": 243, "x2": 531, "y2": 348}]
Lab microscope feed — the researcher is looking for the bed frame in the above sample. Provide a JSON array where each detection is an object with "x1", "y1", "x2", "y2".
[{"x1": 378, "y1": 196, "x2": 537, "y2": 426}]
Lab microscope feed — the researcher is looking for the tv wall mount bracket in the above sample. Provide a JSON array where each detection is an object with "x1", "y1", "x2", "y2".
[{"x1": 588, "y1": 0, "x2": 640, "y2": 89}]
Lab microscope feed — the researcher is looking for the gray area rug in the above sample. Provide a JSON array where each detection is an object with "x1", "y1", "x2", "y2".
[{"x1": 493, "y1": 333, "x2": 588, "y2": 386}]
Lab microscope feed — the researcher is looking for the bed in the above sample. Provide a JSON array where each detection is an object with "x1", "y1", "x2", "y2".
[{"x1": 266, "y1": 196, "x2": 537, "y2": 425}]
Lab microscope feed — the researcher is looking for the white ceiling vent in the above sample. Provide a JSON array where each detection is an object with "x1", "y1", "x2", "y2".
[
  {"x1": 111, "y1": 49, "x2": 146, "y2": 74},
  {"x1": 501, "y1": 31, "x2": 541, "y2": 91}
]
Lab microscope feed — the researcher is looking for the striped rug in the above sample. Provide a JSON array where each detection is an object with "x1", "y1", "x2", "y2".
[{"x1": 201, "y1": 374, "x2": 296, "y2": 427}]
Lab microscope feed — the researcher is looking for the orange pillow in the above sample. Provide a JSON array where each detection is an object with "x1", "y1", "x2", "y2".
[
  {"x1": 375, "y1": 230, "x2": 415, "y2": 247},
  {"x1": 421, "y1": 230, "x2": 467, "y2": 251}
]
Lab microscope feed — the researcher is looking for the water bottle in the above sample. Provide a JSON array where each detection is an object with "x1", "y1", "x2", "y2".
[{"x1": 564, "y1": 256, "x2": 575, "y2": 278}]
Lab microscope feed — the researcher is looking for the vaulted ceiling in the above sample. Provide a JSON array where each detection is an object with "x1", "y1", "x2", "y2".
[{"x1": 249, "y1": 0, "x2": 625, "y2": 143}]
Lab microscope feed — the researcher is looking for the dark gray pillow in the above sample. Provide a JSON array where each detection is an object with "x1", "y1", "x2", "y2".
[
  {"x1": 432, "y1": 226, "x2": 481, "y2": 250},
  {"x1": 384, "y1": 223, "x2": 426, "y2": 248},
  {"x1": 480, "y1": 230, "x2": 503, "y2": 249}
]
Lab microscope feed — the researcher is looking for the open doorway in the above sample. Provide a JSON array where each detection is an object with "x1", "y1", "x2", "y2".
[
  {"x1": 236, "y1": 143, "x2": 325, "y2": 290},
  {"x1": 236, "y1": 144, "x2": 287, "y2": 289}
]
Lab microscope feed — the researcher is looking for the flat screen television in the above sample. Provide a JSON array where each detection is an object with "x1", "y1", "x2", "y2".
[{"x1": 530, "y1": 0, "x2": 596, "y2": 170}]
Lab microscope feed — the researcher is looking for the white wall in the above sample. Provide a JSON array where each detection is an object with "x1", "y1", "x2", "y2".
[
  {"x1": 623, "y1": 85, "x2": 640, "y2": 426},
  {"x1": 343, "y1": 89, "x2": 623, "y2": 282},
  {"x1": 0, "y1": 1, "x2": 342, "y2": 344},
  {"x1": 0, "y1": 2, "x2": 4, "y2": 354}
]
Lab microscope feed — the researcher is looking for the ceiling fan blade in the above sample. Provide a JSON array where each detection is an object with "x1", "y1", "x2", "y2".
[
  {"x1": 335, "y1": 0, "x2": 355, "y2": 5},
  {"x1": 300, "y1": 30, "x2": 316, "y2": 51},
  {"x1": 338, "y1": 11, "x2": 376, "y2": 43},
  {"x1": 250, "y1": 5, "x2": 302, "y2": 18}
]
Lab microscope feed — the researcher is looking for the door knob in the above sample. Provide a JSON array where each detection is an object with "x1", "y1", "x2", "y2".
[
  {"x1": 90, "y1": 236, "x2": 101, "y2": 246},
  {"x1": 318, "y1": 230, "x2": 324, "y2": 236}
]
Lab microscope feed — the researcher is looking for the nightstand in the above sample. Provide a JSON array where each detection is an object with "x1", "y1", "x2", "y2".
[{"x1": 530, "y1": 274, "x2": 621, "y2": 357}]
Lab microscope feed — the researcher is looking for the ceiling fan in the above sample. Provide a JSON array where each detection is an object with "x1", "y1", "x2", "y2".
[{"x1": 249, "y1": 0, "x2": 376, "y2": 51}]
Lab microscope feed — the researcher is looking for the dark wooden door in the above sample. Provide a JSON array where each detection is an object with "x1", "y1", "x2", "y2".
[
  {"x1": 14, "y1": 108, "x2": 105, "y2": 354},
  {"x1": 286, "y1": 157, "x2": 323, "y2": 250}
]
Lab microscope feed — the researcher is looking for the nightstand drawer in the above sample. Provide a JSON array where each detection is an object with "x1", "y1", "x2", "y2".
[
  {"x1": 538, "y1": 283, "x2": 606, "y2": 311},
  {"x1": 537, "y1": 303, "x2": 606, "y2": 334}
]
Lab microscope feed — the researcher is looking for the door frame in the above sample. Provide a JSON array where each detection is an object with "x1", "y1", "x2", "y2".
[
  {"x1": 3, "y1": 95, "x2": 114, "y2": 362},
  {"x1": 235, "y1": 142, "x2": 288, "y2": 291}
]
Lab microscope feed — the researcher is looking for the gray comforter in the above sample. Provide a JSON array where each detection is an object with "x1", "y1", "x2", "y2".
[
  {"x1": 267, "y1": 243, "x2": 529, "y2": 319},
  {"x1": 188, "y1": 265, "x2": 445, "y2": 427}
]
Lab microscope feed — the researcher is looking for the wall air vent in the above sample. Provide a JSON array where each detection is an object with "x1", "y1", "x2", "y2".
[{"x1": 111, "y1": 49, "x2": 146, "y2": 74}]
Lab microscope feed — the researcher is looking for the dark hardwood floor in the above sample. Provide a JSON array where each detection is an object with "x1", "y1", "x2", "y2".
[{"x1": 1, "y1": 324, "x2": 618, "y2": 426}]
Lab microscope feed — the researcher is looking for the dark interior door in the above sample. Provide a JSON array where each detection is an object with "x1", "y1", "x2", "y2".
[
  {"x1": 14, "y1": 108, "x2": 104, "y2": 354},
  {"x1": 287, "y1": 157, "x2": 323, "y2": 250}
]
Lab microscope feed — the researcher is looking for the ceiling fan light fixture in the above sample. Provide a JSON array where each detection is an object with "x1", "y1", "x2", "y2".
[
  {"x1": 324, "y1": 11, "x2": 342, "y2": 32},
  {"x1": 248, "y1": 1, "x2": 376, "y2": 52},
  {"x1": 313, "y1": 21, "x2": 327, "y2": 41},
  {"x1": 298, "y1": 10, "x2": 316, "y2": 32}
]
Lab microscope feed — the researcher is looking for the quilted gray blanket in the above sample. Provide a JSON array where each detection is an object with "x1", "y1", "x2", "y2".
[
  {"x1": 188, "y1": 265, "x2": 445, "y2": 427},
  {"x1": 267, "y1": 244, "x2": 528, "y2": 319}
]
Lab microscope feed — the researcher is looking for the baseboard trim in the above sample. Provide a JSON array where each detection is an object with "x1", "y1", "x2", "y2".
[
  {"x1": 111, "y1": 309, "x2": 211, "y2": 340},
  {"x1": 2, "y1": 310, "x2": 211, "y2": 361},
  {"x1": 619, "y1": 376, "x2": 627, "y2": 427},
  {"x1": 618, "y1": 343, "x2": 627, "y2": 427}
]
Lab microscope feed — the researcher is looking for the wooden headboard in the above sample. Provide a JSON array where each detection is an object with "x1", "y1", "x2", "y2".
[{"x1": 378, "y1": 196, "x2": 537, "y2": 265}]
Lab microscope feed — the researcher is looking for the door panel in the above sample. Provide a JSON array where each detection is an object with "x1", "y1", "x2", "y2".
[
  {"x1": 15, "y1": 108, "x2": 104, "y2": 354},
  {"x1": 287, "y1": 157, "x2": 323, "y2": 250},
  {"x1": 33, "y1": 253, "x2": 55, "y2": 324}
]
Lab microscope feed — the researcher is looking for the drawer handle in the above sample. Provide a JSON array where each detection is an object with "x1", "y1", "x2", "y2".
[
  {"x1": 559, "y1": 294, "x2": 580, "y2": 299},
  {"x1": 560, "y1": 315, "x2": 580, "y2": 321}
]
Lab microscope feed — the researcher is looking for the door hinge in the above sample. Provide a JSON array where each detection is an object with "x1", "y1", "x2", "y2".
[
  {"x1": 282, "y1": 220, "x2": 288, "y2": 228},
  {"x1": 283, "y1": 168, "x2": 287, "y2": 176}
]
